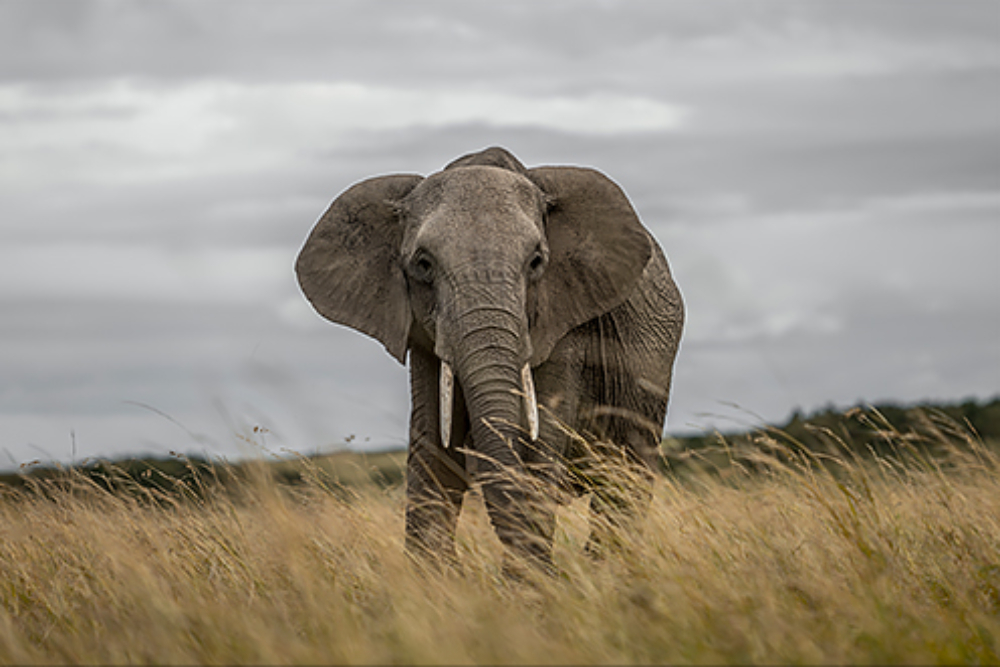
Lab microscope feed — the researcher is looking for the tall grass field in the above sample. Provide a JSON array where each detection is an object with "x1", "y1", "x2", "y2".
[{"x1": 1, "y1": 408, "x2": 998, "y2": 664}]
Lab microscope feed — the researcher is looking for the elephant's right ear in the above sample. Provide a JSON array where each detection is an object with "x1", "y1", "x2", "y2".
[{"x1": 295, "y1": 174, "x2": 423, "y2": 364}]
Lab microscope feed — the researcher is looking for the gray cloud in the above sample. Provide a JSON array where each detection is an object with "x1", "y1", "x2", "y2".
[
  {"x1": 1, "y1": 1, "x2": 997, "y2": 468},
  {"x1": 3, "y1": 2, "x2": 996, "y2": 88}
]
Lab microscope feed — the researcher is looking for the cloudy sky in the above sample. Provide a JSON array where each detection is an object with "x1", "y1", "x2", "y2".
[{"x1": 1, "y1": 1, "x2": 998, "y2": 468}]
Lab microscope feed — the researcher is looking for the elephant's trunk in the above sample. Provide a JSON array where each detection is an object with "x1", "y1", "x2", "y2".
[
  {"x1": 440, "y1": 358, "x2": 537, "y2": 451},
  {"x1": 437, "y1": 272, "x2": 550, "y2": 562}
]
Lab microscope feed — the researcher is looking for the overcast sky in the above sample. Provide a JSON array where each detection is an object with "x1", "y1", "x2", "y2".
[{"x1": 1, "y1": 1, "x2": 998, "y2": 468}]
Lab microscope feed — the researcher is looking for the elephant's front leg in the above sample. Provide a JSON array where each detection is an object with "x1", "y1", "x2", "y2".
[{"x1": 405, "y1": 346, "x2": 470, "y2": 564}]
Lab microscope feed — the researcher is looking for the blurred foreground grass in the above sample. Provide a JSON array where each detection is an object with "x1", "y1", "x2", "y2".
[{"x1": 1, "y1": 405, "x2": 998, "y2": 664}]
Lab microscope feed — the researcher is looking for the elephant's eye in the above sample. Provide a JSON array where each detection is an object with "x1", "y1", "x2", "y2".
[
  {"x1": 526, "y1": 247, "x2": 546, "y2": 280},
  {"x1": 410, "y1": 253, "x2": 435, "y2": 284}
]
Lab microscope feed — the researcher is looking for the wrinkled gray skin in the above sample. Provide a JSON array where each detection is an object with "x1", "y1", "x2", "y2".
[{"x1": 296, "y1": 147, "x2": 683, "y2": 569}]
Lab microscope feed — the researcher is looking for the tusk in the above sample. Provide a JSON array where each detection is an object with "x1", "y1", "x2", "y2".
[
  {"x1": 440, "y1": 361, "x2": 454, "y2": 448},
  {"x1": 521, "y1": 363, "x2": 539, "y2": 440}
]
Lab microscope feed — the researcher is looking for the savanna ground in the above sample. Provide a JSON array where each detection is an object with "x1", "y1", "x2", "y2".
[{"x1": 1, "y1": 406, "x2": 999, "y2": 664}]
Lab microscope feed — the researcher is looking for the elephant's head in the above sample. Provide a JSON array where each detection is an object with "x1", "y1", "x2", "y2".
[{"x1": 296, "y1": 147, "x2": 651, "y2": 483}]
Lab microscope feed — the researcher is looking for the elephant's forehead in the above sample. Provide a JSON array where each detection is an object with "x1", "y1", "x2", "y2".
[
  {"x1": 416, "y1": 167, "x2": 543, "y2": 219},
  {"x1": 405, "y1": 169, "x2": 544, "y2": 257}
]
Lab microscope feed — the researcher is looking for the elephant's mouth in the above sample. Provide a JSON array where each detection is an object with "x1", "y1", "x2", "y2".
[{"x1": 438, "y1": 360, "x2": 538, "y2": 449}]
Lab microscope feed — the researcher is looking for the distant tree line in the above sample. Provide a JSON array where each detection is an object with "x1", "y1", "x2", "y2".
[
  {"x1": 663, "y1": 396, "x2": 1000, "y2": 475},
  {"x1": 2, "y1": 397, "x2": 997, "y2": 498}
]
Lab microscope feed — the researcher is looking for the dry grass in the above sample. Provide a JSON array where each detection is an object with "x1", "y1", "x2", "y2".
[{"x1": 1, "y1": 419, "x2": 998, "y2": 664}]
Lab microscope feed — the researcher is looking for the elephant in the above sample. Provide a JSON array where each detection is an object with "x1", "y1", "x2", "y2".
[{"x1": 296, "y1": 147, "x2": 683, "y2": 569}]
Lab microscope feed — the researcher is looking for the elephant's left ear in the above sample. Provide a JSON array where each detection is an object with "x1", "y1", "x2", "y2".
[{"x1": 526, "y1": 166, "x2": 652, "y2": 365}]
